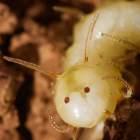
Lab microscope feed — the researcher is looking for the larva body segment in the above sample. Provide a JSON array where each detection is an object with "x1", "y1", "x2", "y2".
[{"x1": 64, "y1": 1, "x2": 140, "y2": 71}]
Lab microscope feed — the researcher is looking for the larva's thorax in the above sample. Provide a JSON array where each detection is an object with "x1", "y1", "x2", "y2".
[
  {"x1": 54, "y1": 63, "x2": 120, "y2": 128},
  {"x1": 64, "y1": 1, "x2": 140, "y2": 71}
]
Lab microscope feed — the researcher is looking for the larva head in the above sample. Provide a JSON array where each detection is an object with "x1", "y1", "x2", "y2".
[{"x1": 54, "y1": 63, "x2": 116, "y2": 128}]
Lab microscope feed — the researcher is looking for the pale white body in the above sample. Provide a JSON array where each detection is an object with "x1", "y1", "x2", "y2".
[
  {"x1": 61, "y1": 1, "x2": 140, "y2": 139},
  {"x1": 53, "y1": 1, "x2": 140, "y2": 128},
  {"x1": 64, "y1": 1, "x2": 140, "y2": 70},
  {"x1": 55, "y1": 63, "x2": 119, "y2": 128}
]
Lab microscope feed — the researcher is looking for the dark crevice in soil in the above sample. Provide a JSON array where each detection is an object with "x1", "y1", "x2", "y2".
[{"x1": 15, "y1": 75, "x2": 33, "y2": 140}]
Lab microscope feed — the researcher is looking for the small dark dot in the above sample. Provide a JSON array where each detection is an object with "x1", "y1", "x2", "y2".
[
  {"x1": 84, "y1": 87, "x2": 90, "y2": 93},
  {"x1": 0, "y1": 116, "x2": 3, "y2": 124},
  {"x1": 64, "y1": 97, "x2": 70, "y2": 103}
]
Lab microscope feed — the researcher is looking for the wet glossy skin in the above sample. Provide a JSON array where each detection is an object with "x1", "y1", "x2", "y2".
[{"x1": 54, "y1": 63, "x2": 119, "y2": 128}]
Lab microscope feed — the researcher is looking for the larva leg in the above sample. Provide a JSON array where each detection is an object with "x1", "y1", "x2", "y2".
[
  {"x1": 102, "y1": 76, "x2": 132, "y2": 98},
  {"x1": 3, "y1": 56, "x2": 58, "y2": 79},
  {"x1": 73, "y1": 127, "x2": 78, "y2": 140},
  {"x1": 101, "y1": 33, "x2": 140, "y2": 52},
  {"x1": 85, "y1": 11, "x2": 100, "y2": 62},
  {"x1": 113, "y1": 51, "x2": 137, "y2": 65},
  {"x1": 100, "y1": 55, "x2": 136, "y2": 85},
  {"x1": 47, "y1": 108, "x2": 71, "y2": 133},
  {"x1": 53, "y1": 6, "x2": 85, "y2": 21},
  {"x1": 103, "y1": 109, "x2": 116, "y2": 121},
  {"x1": 114, "y1": 65, "x2": 136, "y2": 85}
]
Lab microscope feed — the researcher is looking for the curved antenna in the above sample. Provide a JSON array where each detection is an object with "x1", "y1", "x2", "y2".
[
  {"x1": 85, "y1": 11, "x2": 100, "y2": 62},
  {"x1": 101, "y1": 33, "x2": 140, "y2": 53},
  {"x1": 47, "y1": 108, "x2": 71, "y2": 133},
  {"x1": 100, "y1": 55, "x2": 137, "y2": 85},
  {"x1": 113, "y1": 51, "x2": 137, "y2": 65},
  {"x1": 3, "y1": 56, "x2": 58, "y2": 79},
  {"x1": 102, "y1": 76, "x2": 132, "y2": 98},
  {"x1": 114, "y1": 65, "x2": 136, "y2": 86},
  {"x1": 53, "y1": 6, "x2": 85, "y2": 21}
]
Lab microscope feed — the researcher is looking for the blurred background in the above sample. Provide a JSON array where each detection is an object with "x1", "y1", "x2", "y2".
[{"x1": 0, "y1": 0, "x2": 140, "y2": 140}]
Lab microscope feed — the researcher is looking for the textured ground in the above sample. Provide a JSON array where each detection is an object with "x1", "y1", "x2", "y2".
[{"x1": 0, "y1": 0, "x2": 140, "y2": 140}]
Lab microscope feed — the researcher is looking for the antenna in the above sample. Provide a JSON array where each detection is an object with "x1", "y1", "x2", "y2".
[
  {"x1": 85, "y1": 11, "x2": 100, "y2": 62},
  {"x1": 3, "y1": 56, "x2": 58, "y2": 79}
]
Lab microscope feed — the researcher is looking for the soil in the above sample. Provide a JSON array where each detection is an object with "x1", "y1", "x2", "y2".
[{"x1": 0, "y1": 0, "x2": 140, "y2": 140}]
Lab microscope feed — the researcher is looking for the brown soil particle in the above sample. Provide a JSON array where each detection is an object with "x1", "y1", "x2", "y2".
[
  {"x1": 0, "y1": 2, "x2": 18, "y2": 34},
  {"x1": 103, "y1": 99, "x2": 140, "y2": 140},
  {"x1": 0, "y1": 67, "x2": 24, "y2": 140}
]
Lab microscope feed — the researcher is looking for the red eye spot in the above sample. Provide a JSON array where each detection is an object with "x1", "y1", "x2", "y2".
[
  {"x1": 84, "y1": 87, "x2": 90, "y2": 93},
  {"x1": 64, "y1": 97, "x2": 70, "y2": 103}
]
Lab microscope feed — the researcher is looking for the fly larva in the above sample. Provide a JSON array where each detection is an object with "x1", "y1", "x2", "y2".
[{"x1": 3, "y1": 1, "x2": 140, "y2": 140}]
